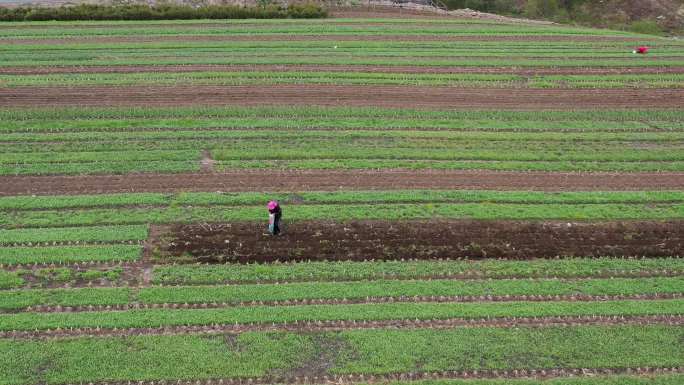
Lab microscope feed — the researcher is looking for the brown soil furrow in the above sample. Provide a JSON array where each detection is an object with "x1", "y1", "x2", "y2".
[
  {"x1": 3, "y1": 314, "x2": 681, "y2": 339},
  {"x1": 22, "y1": 367, "x2": 684, "y2": 385},
  {"x1": 2, "y1": 170, "x2": 684, "y2": 196},
  {"x1": 1, "y1": 85, "x2": 682, "y2": 109},
  {"x1": 1, "y1": 64, "x2": 682, "y2": 76},
  {"x1": 166, "y1": 220, "x2": 684, "y2": 263},
  {"x1": 0, "y1": 34, "x2": 661, "y2": 45},
  {"x1": 11, "y1": 293, "x2": 683, "y2": 314}
]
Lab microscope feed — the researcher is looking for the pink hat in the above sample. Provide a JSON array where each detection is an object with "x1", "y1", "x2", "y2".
[{"x1": 267, "y1": 200, "x2": 278, "y2": 210}]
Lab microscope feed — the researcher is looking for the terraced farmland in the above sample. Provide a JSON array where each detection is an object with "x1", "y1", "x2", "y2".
[{"x1": 0, "y1": 8, "x2": 683, "y2": 385}]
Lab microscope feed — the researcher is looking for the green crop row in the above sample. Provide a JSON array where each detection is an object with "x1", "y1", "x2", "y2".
[
  {"x1": 0, "y1": 225, "x2": 148, "y2": 244},
  {"x1": 2, "y1": 106, "x2": 680, "y2": 123},
  {"x1": 0, "y1": 22, "x2": 639, "y2": 38},
  {"x1": 0, "y1": 244, "x2": 141, "y2": 265},
  {"x1": 7, "y1": 139, "x2": 684, "y2": 158},
  {"x1": 3, "y1": 203, "x2": 684, "y2": 229},
  {"x1": 0, "y1": 160, "x2": 199, "y2": 176},
  {"x1": 2, "y1": 123, "x2": 655, "y2": 138},
  {"x1": 4, "y1": 190, "x2": 684, "y2": 211},
  {"x1": 2, "y1": 71, "x2": 681, "y2": 88},
  {"x1": 3, "y1": 55, "x2": 681, "y2": 68},
  {"x1": 209, "y1": 147, "x2": 684, "y2": 162},
  {"x1": 0, "y1": 299, "x2": 681, "y2": 331},
  {"x1": 215, "y1": 159, "x2": 684, "y2": 172},
  {"x1": 13, "y1": 138, "x2": 681, "y2": 154},
  {"x1": 1, "y1": 326, "x2": 681, "y2": 384},
  {"x1": 6, "y1": 39, "x2": 679, "y2": 52},
  {"x1": 0, "y1": 267, "x2": 124, "y2": 289},
  {"x1": 2, "y1": 277, "x2": 681, "y2": 310},
  {"x1": 153, "y1": 258, "x2": 684, "y2": 285},
  {"x1": 0, "y1": 150, "x2": 198, "y2": 164},
  {"x1": 361, "y1": 377, "x2": 684, "y2": 385}
]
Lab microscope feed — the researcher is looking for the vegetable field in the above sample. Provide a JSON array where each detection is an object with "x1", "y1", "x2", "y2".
[{"x1": 0, "y1": 7, "x2": 682, "y2": 385}]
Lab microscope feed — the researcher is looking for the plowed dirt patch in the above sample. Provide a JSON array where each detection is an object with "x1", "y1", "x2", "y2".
[
  {"x1": 158, "y1": 220, "x2": 684, "y2": 263},
  {"x1": 3, "y1": 170, "x2": 684, "y2": 196},
  {"x1": 2, "y1": 85, "x2": 682, "y2": 109}
]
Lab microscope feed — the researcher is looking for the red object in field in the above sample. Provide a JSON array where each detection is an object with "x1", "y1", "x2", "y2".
[{"x1": 636, "y1": 46, "x2": 649, "y2": 54}]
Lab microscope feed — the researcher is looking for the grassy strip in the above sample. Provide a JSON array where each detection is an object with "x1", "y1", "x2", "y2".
[
  {"x1": 5, "y1": 204, "x2": 684, "y2": 228},
  {"x1": 0, "y1": 326, "x2": 682, "y2": 384},
  {"x1": 1, "y1": 277, "x2": 681, "y2": 310},
  {"x1": 3, "y1": 191, "x2": 684, "y2": 210},
  {"x1": 0, "y1": 225, "x2": 148, "y2": 244},
  {"x1": 331, "y1": 326, "x2": 684, "y2": 374},
  {"x1": 0, "y1": 245, "x2": 142, "y2": 265},
  {"x1": 0, "y1": 299, "x2": 681, "y2": 331},
  {"x1": 152, "y1": 258, "x2": 684, "y2": 285},
  {"x1": 0, "y1": 326, "x2": 682, "y2": 385},
  {"x1": 0, "y1": 332, "x2": 313, "y2": 384}
]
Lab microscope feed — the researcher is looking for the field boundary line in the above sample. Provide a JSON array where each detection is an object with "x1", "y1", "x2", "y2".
[
  {"x1": 6, "y1": 293, "x2": 683, "y2": 314},
  {"x1": 4, "y1": 314, "x2": 681, "y2": 339},
  {"x1": 47, "y1": 366, "x2": 684, "y2": 385}
]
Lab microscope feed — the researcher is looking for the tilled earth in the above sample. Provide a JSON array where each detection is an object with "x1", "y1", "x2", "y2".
[
  {"x1": 160, "y1": 220, "x2": 684, "y2": 263},
  {"x1": 2, "y1": 85, "x2": 682, "y2": 109},
  {"x1": 3, "y1": 170, "x2": 684, "y2": 196}
]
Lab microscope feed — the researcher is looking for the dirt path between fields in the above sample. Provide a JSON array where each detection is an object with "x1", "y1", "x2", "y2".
[
  {"x1": 1, "y1": 64, "x2": 681, "y2": 76},
  {"x1": 2, "y1": 85, "x2": 682, "y2": 108},
  {"x1": 1, "y1": 34, "x2": 662, "y2": 45},
  {"x1": 9, "y1": 293, "x2": 680, "y2": 314},
  {"x1": 2, "y1": 170, "x2": 684, "y2": 196},
  {"x1": 2, "y1": 315, "x2": 681, "y2": 339}
]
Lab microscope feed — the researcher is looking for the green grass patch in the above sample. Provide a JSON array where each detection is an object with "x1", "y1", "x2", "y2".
[
  {"x1": 0, "y1": 326, "x2": 680, "y2": 384},
  {"x1": 0, "y1": 332, "x2": 314, "y2": 385}
]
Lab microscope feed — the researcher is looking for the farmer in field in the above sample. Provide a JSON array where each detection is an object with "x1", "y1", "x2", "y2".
[
  {"x1": 267, "y1": 200, "x2": 282, "y2": 236},
  {"x1": 633, "y1": 46, "x2": 649, "y2": 54}
]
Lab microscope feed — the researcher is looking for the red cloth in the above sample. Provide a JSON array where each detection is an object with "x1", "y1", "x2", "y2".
[{"x1": 636, "y1": 46, "x2": 649, "y2": 54}]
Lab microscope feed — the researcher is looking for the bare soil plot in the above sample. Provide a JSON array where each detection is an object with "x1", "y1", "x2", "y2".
[
  {"x1": 159, "y1": 220, "x2": 684, "y2": 264},
  {"x1": 3, "y1": 170, "x2": 684, "y2": 196},
  {"x1": 2, "y1": 85, "x2": 682, "y2": 108}
]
